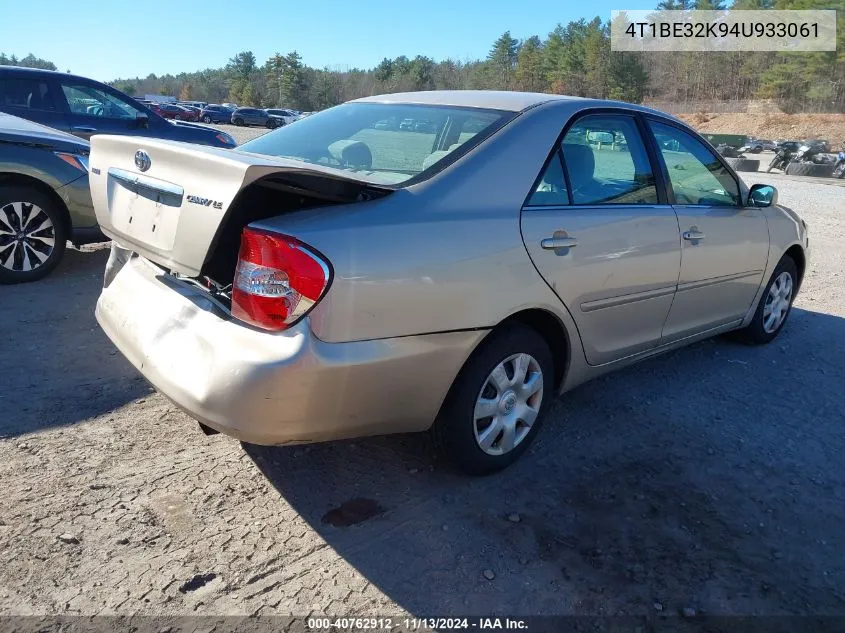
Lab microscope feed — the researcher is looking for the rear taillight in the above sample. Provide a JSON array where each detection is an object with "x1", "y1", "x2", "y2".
[{"x1": 231, "y1": 227, "x2": 331, "y2": 331}]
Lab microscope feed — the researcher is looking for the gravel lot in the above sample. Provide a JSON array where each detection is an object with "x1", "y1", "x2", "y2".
[{"x1": 1, "y1": 167, "x2": 844, "y2": 623}]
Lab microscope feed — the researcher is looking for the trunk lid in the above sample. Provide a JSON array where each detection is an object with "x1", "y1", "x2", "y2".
[{"x1": 88, "y1": 135, "x2": 384, "y2": 277}]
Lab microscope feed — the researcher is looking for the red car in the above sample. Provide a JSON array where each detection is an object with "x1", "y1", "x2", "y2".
[{"x1": 155, "y1": 103, "x2": 198, "y2": 121}]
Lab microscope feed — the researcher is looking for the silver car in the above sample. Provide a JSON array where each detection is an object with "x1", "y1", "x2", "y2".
[{"x1": 89, "y1": 91, "x2": 809, "y2": 474}]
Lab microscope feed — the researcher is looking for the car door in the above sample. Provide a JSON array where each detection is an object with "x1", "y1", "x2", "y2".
[
  {"x1": 0, "y1": 75, "x2": 70, "y2": 132},
  {"x1": 56, "y1": 80, "x2": 148, "y2": 140},
  {"x1": 646, "y1": 118, "x2": 770, "y2": 343},
  {"x1": 520, "y1": 112, "x2": 681, "y2": 366}
]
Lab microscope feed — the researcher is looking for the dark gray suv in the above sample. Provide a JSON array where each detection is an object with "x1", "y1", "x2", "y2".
[
  {"x1": 0, "y1": 66, "x2": 236, "y2": 148},
  {"x1": 230, "y1": 107, "x2": 279, "y2": 128}
]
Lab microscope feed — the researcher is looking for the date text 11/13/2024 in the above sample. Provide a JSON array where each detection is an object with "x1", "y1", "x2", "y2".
[{"x1": 308, "y1": 617, "x2": 529, "y2": 630}]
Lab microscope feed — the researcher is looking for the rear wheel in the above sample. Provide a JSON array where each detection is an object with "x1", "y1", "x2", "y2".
[
  {"x1": 233, "y1": 118, "x2": 244, "y2": 126},
  {"x1": 731, "y1": 256, "x2": 798, "y2": 345},
  {"x1": 0, "y1": 186, "x2": 67, "y2": 284},
  {"x1": 434, "y1": 324, "x2": 554, "y2": 475},
  {"x1": 265, "y1": 119, "x2": 277, "y2": 129},
  {"x1": 203, "y1": 115, "x2": 212, "y2": 124}
]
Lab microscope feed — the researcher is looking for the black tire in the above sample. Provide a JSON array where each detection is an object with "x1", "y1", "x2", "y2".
[
  {"x1": 731, "y1": 256, "x2": 798, "y2": 345},
  {"x1": 203, "y1": 115, "x2": 212, "y2": 124},
  {"x1": 233, "y1": 118, "x2": 244, "y2": 126},
  {"x1": 265, "y1": 119, "x2": 277, "y2": 129},
  {"x1": 834, "y1": 164, "x2": 845, "y2": 179},
  {"x1": 785, "y1": 162, "x2": 834, "y2": 177},
  {"x1": 726, "y1": 157, "x2": 760, "y2": 172},
  {"x1": 0, "y1": 186, "x2": 68, "y2": 284},
  {"x1": 433, "y1": 323, "x2": 555, "y2": 475}
]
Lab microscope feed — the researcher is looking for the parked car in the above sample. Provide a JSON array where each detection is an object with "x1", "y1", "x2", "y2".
[
  {"x1": 0, "y1": 112, "x2": 103, "y2": 283},
  {"x1": 199, "y1": 104, "x2": 234, "y2": 124},
  {"x1": 230, "y1": 107, "x2": 279, "y2": 128},
  {"x1": 0, "y1": 66, "x2": 236, "y2": 148},
  {"x1": 776, "y1": 140, "x2": 802, "y2": 152},
  {"x1": 156, "y1": 103, "x2": 196, "y2": 121},
  {"x1": 414, "y1": 119, "x2": 436, "y2": 133},
  {"x1": 89, "y1": 91, "x2": 808, "y2": 474},
  {"x1": 265, "y1": 108, "x2": 299, "y2": 126},
  {"x1": 178, "y1": 100, "x2": 207, "y2": 110},
  {"x1": 175, "y1": 105, "x2": 202, "y2": 121}
]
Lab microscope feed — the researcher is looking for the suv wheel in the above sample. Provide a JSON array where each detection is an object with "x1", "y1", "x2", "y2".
[
  {"x1": 0, "y1": 186, "x2": 67, "y2": 284},
  {"x1": 203, "y1": 115, "x2": 212, "y2": 124},
  {"x1": 233, "y1": 118, "x2": 244, "y2": 126}
]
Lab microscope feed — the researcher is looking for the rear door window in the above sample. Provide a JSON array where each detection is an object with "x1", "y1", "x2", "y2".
[
  {"x1": 561, "y1": 114, "x2": 658, "y2": 205},
  {"x1": 0, "y1": 78, "x2": 57, "y2": 111}
]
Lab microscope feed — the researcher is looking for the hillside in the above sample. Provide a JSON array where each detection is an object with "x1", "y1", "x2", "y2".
[{"x1": 680, "y1": 113, "x2": 845, "y2": 145}]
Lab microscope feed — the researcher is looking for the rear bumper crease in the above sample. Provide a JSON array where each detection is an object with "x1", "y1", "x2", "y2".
[{"x1": 95, "y1": 249, "x2": 484, "y2": 445}]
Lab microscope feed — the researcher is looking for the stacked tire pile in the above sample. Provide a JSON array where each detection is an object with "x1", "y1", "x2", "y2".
[
  {"x1": 725, "y1": 157, "x2": 760, "y2": 172},
  {"x1": 784, "y1": 162, "x2": 835, "y2": 178}
]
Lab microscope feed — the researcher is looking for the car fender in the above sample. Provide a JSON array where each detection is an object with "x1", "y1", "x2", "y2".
[{"x1": 740, "y1": 203, "x2": 808, "y2": 327}]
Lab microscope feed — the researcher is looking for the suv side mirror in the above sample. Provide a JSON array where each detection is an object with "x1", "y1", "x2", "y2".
[
  {"x1": 135, "y1": 113, "x2": 149, "y2": 128},
  {"x1": 748, "y1": 183, "x2": 777, "y2": 207}
]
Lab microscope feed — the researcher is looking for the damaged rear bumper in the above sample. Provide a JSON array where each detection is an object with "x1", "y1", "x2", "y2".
[{"x1": 95, "y1": 245, "x2": 484, "y2": 445}]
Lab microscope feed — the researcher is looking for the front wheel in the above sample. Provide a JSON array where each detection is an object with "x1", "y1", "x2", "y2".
[
  {"x1": 731, "y1": 256, "x2": 798, "y2": 345},
  {"x1": 0, "y1": 186, "x2": 68, "y2": 284},
  {"x1": 434, "y1": 323, "x2": 554, "y2": 475}
]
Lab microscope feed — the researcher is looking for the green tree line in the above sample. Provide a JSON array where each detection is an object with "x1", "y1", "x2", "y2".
[{"x1": 3, "y1": 0, "x2": 842, "y2": 113}]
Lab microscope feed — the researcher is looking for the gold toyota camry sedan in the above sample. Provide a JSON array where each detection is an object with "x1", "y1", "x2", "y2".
[{"x1": 89, "y1": 91, "x2": 809, "y2": 474}]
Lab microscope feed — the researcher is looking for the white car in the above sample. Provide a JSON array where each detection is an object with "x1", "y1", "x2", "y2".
[{"x1": 265, "y1": 109, "x2": 300, "y2": 126}]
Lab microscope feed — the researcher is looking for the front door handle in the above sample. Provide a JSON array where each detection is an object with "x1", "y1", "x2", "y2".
[
  {"x1": 541, "y1": 236, "x2": 578, "y2": 250},
  {"x1": 683, "y1": 230, "x2": 706, "y2": 241},
  {"x1": 72, "y1": 126, "x2": 98, "y2": 133}
]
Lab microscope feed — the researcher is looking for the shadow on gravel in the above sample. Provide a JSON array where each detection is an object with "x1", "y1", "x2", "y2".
[
  {"x1": 247, "y1": 306, "x2": 845, "y2": 616},
  {"x1": 0, "y1": 246, "x2": 148, "y2": 438}
]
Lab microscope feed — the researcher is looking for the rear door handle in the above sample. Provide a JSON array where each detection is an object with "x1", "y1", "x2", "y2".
[
  {"x1": 541, "y1": 236, "x2": 578, "y2": 250},
  {"x1": 72, "y1": 126, "x2": 98, "y2": 133},
  {"x1": 683, "y1": 230, "x2": 706, "y2": 241}
]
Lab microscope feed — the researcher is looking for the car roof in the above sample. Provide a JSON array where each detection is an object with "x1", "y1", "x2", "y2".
[
  {"x1": 0, "y1": 64, "x2": 105, "y2": 85},
  {"x1": 349, "y1": 91, "x2": 688, "y2": 121},
  {"x1": 352, "y1": 90, "x2": 586, "y2": 112}
]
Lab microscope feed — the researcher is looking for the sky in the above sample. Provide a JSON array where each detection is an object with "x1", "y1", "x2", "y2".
[{"x1": 0, "y1": 0, "x2": 657, "y2": 82}]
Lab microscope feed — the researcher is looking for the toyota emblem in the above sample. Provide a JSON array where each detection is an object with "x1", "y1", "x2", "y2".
[{"x1": 134, "y1": 150, "x2": 151, "y2": 172}]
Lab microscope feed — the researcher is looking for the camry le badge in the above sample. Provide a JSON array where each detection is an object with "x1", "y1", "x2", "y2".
[
  {"x1": 134, "y1": 150, "x2": 151, "y2": 172},
  {"x1": 186, "y1": 195, "x2": 223, "y2": 209}
]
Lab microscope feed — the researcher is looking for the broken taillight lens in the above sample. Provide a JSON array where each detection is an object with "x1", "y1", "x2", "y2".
[{"x1": 231, "y1": 227, "x2": 331, "y2": 331}]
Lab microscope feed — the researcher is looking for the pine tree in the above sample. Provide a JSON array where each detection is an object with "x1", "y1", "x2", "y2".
[{"x1": 488, "y1": 31, "x2": 519, "y2": 89}]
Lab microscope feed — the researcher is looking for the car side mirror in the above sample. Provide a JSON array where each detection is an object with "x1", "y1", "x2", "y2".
[
  {"x1": 136, "y1": 113, "x2": 149, "y2": 129},
  {"x1": 748, "y1": 183, "x2": 777, "y2": 207}
]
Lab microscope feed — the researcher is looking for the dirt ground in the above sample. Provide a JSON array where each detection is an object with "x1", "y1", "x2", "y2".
[
  {"x1": 678, "y1": 113, "x2": 845, "y2": 145},
  {"x1": 1, "y1": 171, "x2": 844, "y2": 627}
]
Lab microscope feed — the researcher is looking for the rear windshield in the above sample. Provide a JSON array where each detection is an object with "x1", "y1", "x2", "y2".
[{"x1": 236, "y1": 102, "x2": 511, "y2": 186}]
